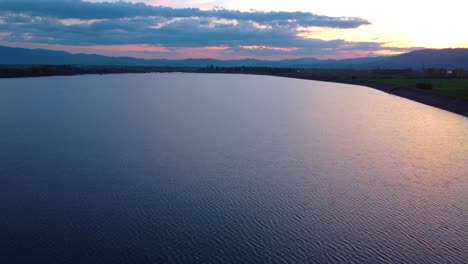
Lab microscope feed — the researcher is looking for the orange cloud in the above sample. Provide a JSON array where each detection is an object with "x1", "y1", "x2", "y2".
[{"x1": 0, "y1": 42, "x2": 169, "y2": 57}]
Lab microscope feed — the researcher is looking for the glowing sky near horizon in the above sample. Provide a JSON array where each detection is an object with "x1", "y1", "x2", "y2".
[
  {"x1": 114, "y1": 0, "x2": 468, "y2": 48},
  {"x1": 0, "y1": 0, "x2": 466, "y2": 59}
]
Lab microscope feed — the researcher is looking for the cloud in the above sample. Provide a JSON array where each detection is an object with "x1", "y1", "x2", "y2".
[
  {"x1": 0, "y1": 0, "x2": 369, "y2": 28},
  {"x1": 0, "y1": 0, "x2": 418, "y2": 59},
  {"x1": 0, "y1": 14, "x2": 347, "y2": 48}
]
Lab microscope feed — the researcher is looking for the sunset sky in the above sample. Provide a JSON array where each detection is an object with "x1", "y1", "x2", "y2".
[{"x1": 0, "y1": 0, "x2": 466, "y2": 60}]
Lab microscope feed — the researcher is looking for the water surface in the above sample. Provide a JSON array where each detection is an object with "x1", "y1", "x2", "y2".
[{"x1": 1, "y1": 73, "x2": 467, "y2": 263}]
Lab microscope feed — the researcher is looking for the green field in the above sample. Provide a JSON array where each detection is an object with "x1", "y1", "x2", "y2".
[{"x1": 370, "y1": 78, "x2": 468, "y2": 98}]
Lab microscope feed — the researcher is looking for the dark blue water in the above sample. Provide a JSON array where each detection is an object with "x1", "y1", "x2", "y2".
[{"x1": 1, "y1": 73, "x2": 467, "y2": 263}]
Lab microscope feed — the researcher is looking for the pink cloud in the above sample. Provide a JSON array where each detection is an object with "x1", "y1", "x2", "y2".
[
  {"x1": 1, "y1": 41, "x2": 409, "y2": 60},
  {"x1": 0, "y1": 42, "x2": 170, "y2": 58},
  {"x1": 239, "y1": 45, "x2": 300, "y2": 52}
]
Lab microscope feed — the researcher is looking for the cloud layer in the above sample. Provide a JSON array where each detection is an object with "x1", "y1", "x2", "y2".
[
  {"x1": 0, "y1": 0, "x2": 414, "y2": 59},
  {"x1": 0, "y1": 0, "x2": 369, "y2": 28}
]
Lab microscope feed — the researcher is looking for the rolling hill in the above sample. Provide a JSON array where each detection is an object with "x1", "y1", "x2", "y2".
[{"x1": 1, "y1": 45, "x2": 467, "y2": 69}]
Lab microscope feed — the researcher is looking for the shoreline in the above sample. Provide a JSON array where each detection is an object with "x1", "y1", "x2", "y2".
[
  {"x1": 1, "y1": 68, "x2": 467, "y2": 118},
  {"x1": 258, "y1": 73, "x2": 468, "y2": 118}
]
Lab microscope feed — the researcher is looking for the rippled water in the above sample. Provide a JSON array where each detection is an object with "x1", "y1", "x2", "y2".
[{"x1": 1, "y1": 73, "x2": 467, "y2": 263}]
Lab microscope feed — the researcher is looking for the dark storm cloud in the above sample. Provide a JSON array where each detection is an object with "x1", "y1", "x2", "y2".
[{"x1": 0, "y1": 0, "x2": 369, "y2": 28}]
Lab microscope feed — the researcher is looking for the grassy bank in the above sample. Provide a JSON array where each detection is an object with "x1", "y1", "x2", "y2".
[{"x1": 369, "y1": 78, "x2": 468, "y2": 98}]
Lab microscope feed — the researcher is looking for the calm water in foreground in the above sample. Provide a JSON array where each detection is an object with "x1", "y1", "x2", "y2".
[{"x1": 0, "y1": 73, "x2": 467, "y2": 263}]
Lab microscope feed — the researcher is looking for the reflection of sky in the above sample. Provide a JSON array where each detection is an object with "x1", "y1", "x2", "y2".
[{"x1": 0, "y1": 0, "x2": 466, "y2": 59}]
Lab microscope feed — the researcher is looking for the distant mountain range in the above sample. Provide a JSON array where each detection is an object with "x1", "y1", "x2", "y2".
[{"x1": 1, "y1": 45, "x2": 468, "y2": 69}]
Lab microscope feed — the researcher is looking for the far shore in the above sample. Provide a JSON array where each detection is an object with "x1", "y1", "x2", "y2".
[{"x1": 1, "y1": 65, "x2": 467, "y2": 118}]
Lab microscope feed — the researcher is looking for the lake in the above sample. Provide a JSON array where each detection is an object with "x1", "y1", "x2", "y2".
[{"x1": 1, "y1": 73, "x2": 467, "y2": 263}]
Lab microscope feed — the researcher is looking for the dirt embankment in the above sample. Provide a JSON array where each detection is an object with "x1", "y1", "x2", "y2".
[{"x1": 390, "y1": 88, "x2": 468, "y2": 117}]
